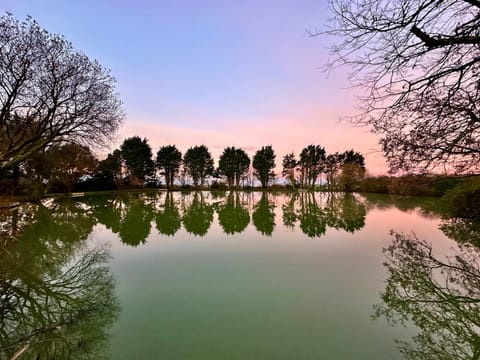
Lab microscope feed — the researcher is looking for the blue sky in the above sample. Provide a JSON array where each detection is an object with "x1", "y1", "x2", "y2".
[{"x1": 1, "y1": 0, "x2": 387, "y2": 173}]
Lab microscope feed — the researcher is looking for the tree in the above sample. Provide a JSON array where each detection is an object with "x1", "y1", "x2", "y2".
[
  {"x1": 218, "y1": 147, "x2": 250, "y2": 189},
  {"x1": 252, "y1": 146, "x2": 276, "y2": 189},
  {"x1": 323, "y1": 0, "x2": 480, "y2": 173},
  {"x1": 0, "y1": 14, "x2": 123, "y2": 172},
  {"x1": 21, "y1": 143, "x2": 97, "y2": 194},
  {"x1": 156, "y1": 145, "x2": 182, "y2": 188},
  {"x1": 183, "y1": 145, "x2": 214, "y2": 187},
  {"x1": 48, "y1": 143, "x2": 97, "y2": 192},
  {"x1": 324, "y1": 152, "x2": 343, "y2": 190},
  {"x1": 339, "y1": 150, "x2": 366, "y2": 191},
  {"x1": 282, "y1": 152, "x2": 298, "y2": 189},
  {"x1": 95, "y1": 149, "x2": 123, "y2": 189},
  {"x1": 298, "y1": 145, "x2": 325, "y2": 189},
  {"x1": 120, "y1": 137, "x2": 154, "y2": 186}
]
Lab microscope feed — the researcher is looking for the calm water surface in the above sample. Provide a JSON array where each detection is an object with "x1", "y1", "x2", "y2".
[{"x1": 1, "y1": 191, "x2": 479, "y2": 359}]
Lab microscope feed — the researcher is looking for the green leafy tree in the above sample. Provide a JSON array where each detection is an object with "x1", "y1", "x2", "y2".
[
  {"x1": 298, "y1": 145, "x2": 326, "y2": 189},
  {"x1": 0, "y1": 14, "x2": 124, "y2": 172},
  {"x1": 183, "y1": 145, "x2": 214, "y2": 187},
  {"x1": 218, "y1": 147, "x2": 250, "y2": 188},
  {"x1": 120, "y1": 137, "x2": 154, "y2": 186},
  {"x1": 156, "y1": 145, "x2": 182, "y2": 188},
  {"x1": 252, "y1": 146, "x2": 276, "y2": 189},
  {"x1": 282, "y1": 152, "x2": 298, "y2": 189}
]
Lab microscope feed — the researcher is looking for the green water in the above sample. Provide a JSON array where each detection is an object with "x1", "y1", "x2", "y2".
[{"x1": 1, "y1": 191, "x2": 479, "y2": 359}]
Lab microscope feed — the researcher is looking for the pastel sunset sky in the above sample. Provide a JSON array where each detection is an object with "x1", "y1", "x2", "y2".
[{"x1": 1, "y1": 0, "x2": 388, "y2": 174}]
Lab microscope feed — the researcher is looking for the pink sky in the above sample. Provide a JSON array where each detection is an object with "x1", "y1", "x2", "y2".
[{"x1": 117, "y1": 108, "x2": 388, "y2": 176}]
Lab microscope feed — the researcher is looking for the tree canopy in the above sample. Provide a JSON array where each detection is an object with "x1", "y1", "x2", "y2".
[
  {"x1": 156, "y1": 145, "x2": 182, "y2": 188},
  {"x1": 252, "y1": 146, "x2": 276, "y2": 189},
  {"x1": 120, "y1": 137, "x2": 154, "y2": 185},
  {"x1": 323, "y1": 0, "x2": 480, "y2": 173},
  {"x1": 282, "y1": 152, "x2": 297, "y2": 189},
  {"x1": 0, "y1": 14, "x2": 124, "y2": 171},
  {"x1": 218, "y1": 147, "x2": 250, "y2": 188},
  {"x1": 183, "y1": 145, "x2": 214, "y2": 187},
  {"x1": 298, "y1": 145, "x2": 326, "y2": 188}
]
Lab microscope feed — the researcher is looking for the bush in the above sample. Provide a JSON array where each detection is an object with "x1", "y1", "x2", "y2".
[
  {"x1": 358, "y1": 176, "x2": 390, "y2": 193},
  {"x1": 443, "y1": 178, "x2": 480, "y2": 219}
]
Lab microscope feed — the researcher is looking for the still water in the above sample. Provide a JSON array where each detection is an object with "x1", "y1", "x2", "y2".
[{"x1": 1, "y1": 191, "x2": 479, "y2": 359}]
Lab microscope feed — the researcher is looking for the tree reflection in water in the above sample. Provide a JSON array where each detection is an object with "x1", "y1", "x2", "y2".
[
  {"x1": 0, "y1": 200, "x2": 119, "y2": 360},
  {"x1": 118, "y1": 193, "x2": 154, "y2": 247},
  {"x1": 77, "y1": 191, "x2": 368, "y2": 239},
  {"x1": 182, "y1": 192, "x2": 214, "y2": 236},
  {"x1": 217, "y1": 191, "x2": 250, "y2": 235},
  {"x1": 281, "y1": 192, "x2": 366, "y2": 238},
  {"x1": 156, "y1": 191, "x2": 181, "y2": 236},
  {"x1": 374, "y1": 230, "x2": 480, "y2": 360},
  {"x1": 252, "y1": 192, "x2": 276, "y2": 236}
]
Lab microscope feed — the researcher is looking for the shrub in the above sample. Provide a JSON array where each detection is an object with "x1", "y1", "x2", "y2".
[{"x1": 443, "y1": 178, "x2": 480, "y2": 219}]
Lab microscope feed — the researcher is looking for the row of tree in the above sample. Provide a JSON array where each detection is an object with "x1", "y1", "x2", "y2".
[
  {"x1": 1, "y1": 136, "x2": 366, "y2": 196},
  {"x1": 92, "y1": 137, "x2": 366, "y2": 191}
]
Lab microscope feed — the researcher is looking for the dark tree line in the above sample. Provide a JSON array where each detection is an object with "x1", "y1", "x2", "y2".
[
  {"x1": 1, "y1": 135, "x2": 366, "y2": 196},
  {"x1": 281, "y1": 146, "x2": 365, "y2": 191}
]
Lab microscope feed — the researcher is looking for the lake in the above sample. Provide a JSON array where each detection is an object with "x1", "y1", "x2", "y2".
[{"x1": 1, "y1": 191, "x2": 479, "y2": 359}]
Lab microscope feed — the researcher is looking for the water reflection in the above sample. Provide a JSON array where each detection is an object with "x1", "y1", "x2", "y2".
[
  {"x1": 1, "y1": 191, "x2": 476, "y2": 359},
  {"x1": 156, "y1": 192, "x2": 181, "y2": 236},
  {"x1": 440, "y1": 218, "x2": 480, "y2": 248},
  {"x1": 217, "y1": 191, "x2": 250, "y2": 234},
  {"x1": 86, "y1": 191, "x2": 368, "y2": 239},
  {"x1": 281, "y1": 192, "x2": 366, "y2": 237},
  {"x1": 0, "y1": 202, "x2": 119, "y2": 359},
  {"x1": 374, "y1": 229, "x2": 480, "y2": 359},
  {"x1": 252, "y1": 193, "x2": 276, "y2": 236},
  {"x1": 182, "y1": 192, "x2": 214, "y2": 237}
]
